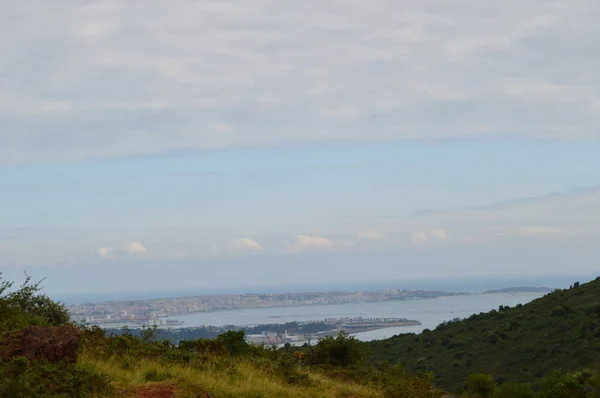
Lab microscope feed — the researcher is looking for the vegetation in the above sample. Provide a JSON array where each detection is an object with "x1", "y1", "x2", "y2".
[
  {"x1": 0, "y1": 273, "x2": 439, "y2": 397},
  {"x1": 1, "y1": 273, "x2": 111, "y2": 397},
  {"x1": 368, "y1": 276, "x2": 600, "y2": 391},
  {"x1": 106, "y1": 321, "x2": 337, "y2": 343},
  {"x1": 0, "y1": 273, "x2": 70, "y2": 333},
  {"x1": 3, "y1": 272, "x2": 600, "y2": 397}
]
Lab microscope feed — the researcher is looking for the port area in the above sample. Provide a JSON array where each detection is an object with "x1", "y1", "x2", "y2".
[
  {"x1": 245, "y1": 317, "x2": 421, "y2": 345},
  {"x1": 85, "y1": 318, "x2": 184, "y2": 329}
]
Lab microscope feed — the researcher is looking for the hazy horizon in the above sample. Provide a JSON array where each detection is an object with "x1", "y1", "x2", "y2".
[{"x1": 27, "y1": 273, "x2": 595, "y2": 305}]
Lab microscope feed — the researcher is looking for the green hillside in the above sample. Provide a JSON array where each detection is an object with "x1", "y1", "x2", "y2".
[
  {"x1": 0, "y1": 273, "x2": 443, "y2": 398},
  {"x1": 4, "y1": 272, "x2": 600, "y2": 397},
  {"x1": 368, "y1": 277, "x2": 600, "y2": 391}
]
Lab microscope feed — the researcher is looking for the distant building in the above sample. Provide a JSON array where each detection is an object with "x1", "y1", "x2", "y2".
[{"x1": 245, "y1": 333, "x2": 280, "y2": 345}]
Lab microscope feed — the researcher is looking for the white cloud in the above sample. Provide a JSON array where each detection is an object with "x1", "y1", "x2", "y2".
[
  {"x1": 1, "y1": 0, "x2": 599, "y2": 164},
  {"x1": 286, "y1": 235, "x2": 333, "y2": 253},
  {"x1": 96, "y1": 246, "x2": 115, "y2": 260},
  {"x1": 232, "y1": 238, "x2": 263, "y2": 252},
  {"x1": 124, "y1": 241, "x2": 147, "y2": 255},
  {"x1": 2, "y1": 188, "x2": 599, "y2": 267},
  {"x1": 408, "y1": 230, "x2": 447, "y2": 246},
  {"x1": 96, "y1": 241, "x2": 147, "y2": 260},
  {"x1": 409, "y1": 231, "x2": 430, "y2": 246},
  {"x1": 429, "y1": 229, "x2": 447, "y2": 239}
]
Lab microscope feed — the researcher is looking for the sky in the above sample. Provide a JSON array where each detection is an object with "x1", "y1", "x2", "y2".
[{"x1": 1, "y1": 0, "x2": 599, "y2": 297}]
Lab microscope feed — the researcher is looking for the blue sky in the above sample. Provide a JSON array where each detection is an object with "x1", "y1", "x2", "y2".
[
  {"x1": 2, "y1": 139, "x2": 599, "y2": 296},
  {"x1": 4, "y1": 139, "x2": 600, "y2": 229},
  {"x1": 1, "y1": 0, "x2": 599, "y2": 296}
]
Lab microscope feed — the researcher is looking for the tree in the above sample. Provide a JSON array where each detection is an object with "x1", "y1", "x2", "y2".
[
  {"x1": 467, "y1": 373, "x2": 496, "y2": 397},
  {"x1": 0, "y1": 273, "x2": 70, "y2": 331},
  {"x1": 307, "y1": 331, "x2": 366, "y2": 369},
  {"x1": 216, "y1": 330, "x2": 250, "y2": 357},
  {"x1": 541, "y1": 370, "x2": 593, "y2": 398},
  {"x1": 493, "y1": 382, "x2": 535, "y2": 398}
]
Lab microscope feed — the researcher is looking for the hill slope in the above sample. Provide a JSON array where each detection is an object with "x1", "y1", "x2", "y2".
[
  {"x1": 1, "y1": 273, "x2": 444, "y2": 398},
  {"x1": 368, "y1": 277, "x2": 600, "y2": 391}
]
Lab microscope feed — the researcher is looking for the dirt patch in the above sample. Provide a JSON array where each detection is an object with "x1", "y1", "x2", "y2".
[
  {"x1": 134, "y1": 383, "x2": 216, "y2": 398},
  {"x1": 136, "y1": 384, "x2": 177, "y2": 398}
]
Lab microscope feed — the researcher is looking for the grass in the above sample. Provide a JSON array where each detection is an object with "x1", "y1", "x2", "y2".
[
  {"x1": 79, "y1": 352, "x2": 383, "y2": 398},
  {"x1": 12, "y1": 272, "x2": 600, "y2": 397}
]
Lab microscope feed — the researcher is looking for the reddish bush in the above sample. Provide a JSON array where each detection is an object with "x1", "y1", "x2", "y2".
[{"x1": 1, "y1": 325, "x2": 80, "y2": 363}]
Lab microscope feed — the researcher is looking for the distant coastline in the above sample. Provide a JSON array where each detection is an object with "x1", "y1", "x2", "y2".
[
  {"x1": 53, "y1": 273, "x2": 591, "y2": 304},
  {"x1": 67, "y1": 288, "x2": 468, "y2": 328},
  {"x1": 66, "y1": 285, "x2": 560, "y2": 329},
  {"x1": 483, "y1": 286, "x2": 554, "y2": 294},
  {"x1": 100, "y1": 292, "x2": 546, "y2": 343}
]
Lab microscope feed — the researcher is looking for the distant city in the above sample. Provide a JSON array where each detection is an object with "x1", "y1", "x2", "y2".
[{"x1": 66, "y1": 286, "x2": 552, "y2": 328}]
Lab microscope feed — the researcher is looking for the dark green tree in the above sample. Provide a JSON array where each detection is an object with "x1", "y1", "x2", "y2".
[
  {"x1": 307, "y1": 331, "x2": 366, "y2": 369},
  {"x1": 467, "y1": 373, "x2": 496, "y2": 397},
  {"x1": 216, "y1": 330, "x2": 250, "y2": 357},
  {"x1": 0, "y1": 273, "x2": 70, "y2": 331}
]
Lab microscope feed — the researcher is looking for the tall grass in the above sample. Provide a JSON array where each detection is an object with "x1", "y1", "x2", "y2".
[{"x1": 79, "y1": 353, "x2": 383, "y2": 397}]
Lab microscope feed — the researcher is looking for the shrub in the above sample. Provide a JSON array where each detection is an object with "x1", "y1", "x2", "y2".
[
  {"x1": 467, "y1": 373, "x2": 496, "y2": 398},
  {"x1": 216, "y1": 330, "x2": 250, "y2": 357},
  {"x1": 276, "y1": 353, "x2": 311, "y2": 385},
  {"x1": 0, "y1": 358, "x2": 112, "y2": 398},
  {"x1": 306, "y1": 331, "x2": 366, "y2": 369},
  {"x1": 493, "y1": 382, "x2": 535, "y2": 398},
  {"x1": 143, "y1": 368, "x2": 173, "y2": 382},
  {"x1": 179, "y1": 337, "x2": 229, "y2": 359},
  {"x1": 540, "y1": 370, "x2": 594, "y2": 398},
  {"x1": 0, "y1": 273, "x2": 70, "y2": 332},
  {"x1": 551, "y1": 306, "x2": 566, "y2": 317}
]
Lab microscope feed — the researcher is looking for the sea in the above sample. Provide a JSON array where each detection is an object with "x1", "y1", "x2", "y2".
[{"x1": 165, "y1": 292, "x2": 545, "y2": 341}]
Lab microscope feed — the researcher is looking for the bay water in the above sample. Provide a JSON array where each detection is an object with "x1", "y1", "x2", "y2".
[{"x1": 166, "y1": 292, "x2": 545, "y2": 341}]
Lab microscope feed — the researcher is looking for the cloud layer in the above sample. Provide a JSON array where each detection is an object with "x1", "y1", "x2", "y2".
[
  {"x1": 286, "y1": 235, "x2": 334, "y2": 253},
  {"x1": 97, "y1": 241, "x2": 147, "y2": 260},
  {"x1": 1, "y1": 187, "x2": 596, "y2": 267},
  {"x1": 2, "y1": 0, "x2": 599, "y2": 163},
  {"x1": 232, "y1": 238, "x2": 263, "y2": 253}
]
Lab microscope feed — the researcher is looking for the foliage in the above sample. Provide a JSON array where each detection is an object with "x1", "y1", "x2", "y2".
[
  {"x1": 467, "y1": 373, "x2": 495, "y2": 397},
  {"x1": 378, "y1": 364, "x2": 445, "y2": 398},
  {"x1": 105, "y1": 320, "x2": 336, "y2": 344},
  {"x1": 306, "y1": 331, "x2": 366, "y2": 369},
  {"x1": 539, "y1": 370, "x2": 600, "y2": 398},
  {"x1": 178, "y1": 336, "x2": 230, "y2": 358},
  {"x1": 0, "y1": 273, "x2": 70, "y2": 333},
  {"x1": 7, "y1": 273, "x2": 600, "y2": 397},
  {"x1": 0, "y1": 273, "x2": 106, "y2": 397},
  {"x1": 0, "y1": 355, "x2": 112, "y2": 397},
  {"x1": 493, "y1": 382, "x2": 536, "y2": 398},
  {"x1": 216, "y1": 330, "x2": 251, "y2": 357},
  {"x1": 368, "y1": 277, "x2": 600, "y2": 390}
]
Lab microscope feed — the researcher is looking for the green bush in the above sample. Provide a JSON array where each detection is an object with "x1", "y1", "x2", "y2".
[
  {"x1": 179, "y1": 337, "x2": 229, "y2": 358},
  {"x1": 216, "y1": 330, "x2": 251, "y2": 357},
  {"x1": 0, "y1": 273, "x2": 70, "y2": 333},
  {"x1": 143, "y1": 368, "x2": 174, "y2": 382},
  {"x1": 493, "y1": 382, "x2": 535, "y2": 398},
  {"x1": 539, "y1": 370, "x2": 599, "y2": 398},
  {"x1": 467, "y1": 373, "x2": 496, "y2": 398},
  {"x1": 0, "y1": 357, "x2": 112, "y2": 398},
  {"x1": 276, "y1": 353, "x2": 311, "y2": 385},
  {"x1": 306, "y1": 331, "x2": 366, "y2": 369},
  {"x1": 381, "y1": 365, "x2": 444, "y2": 398}
]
